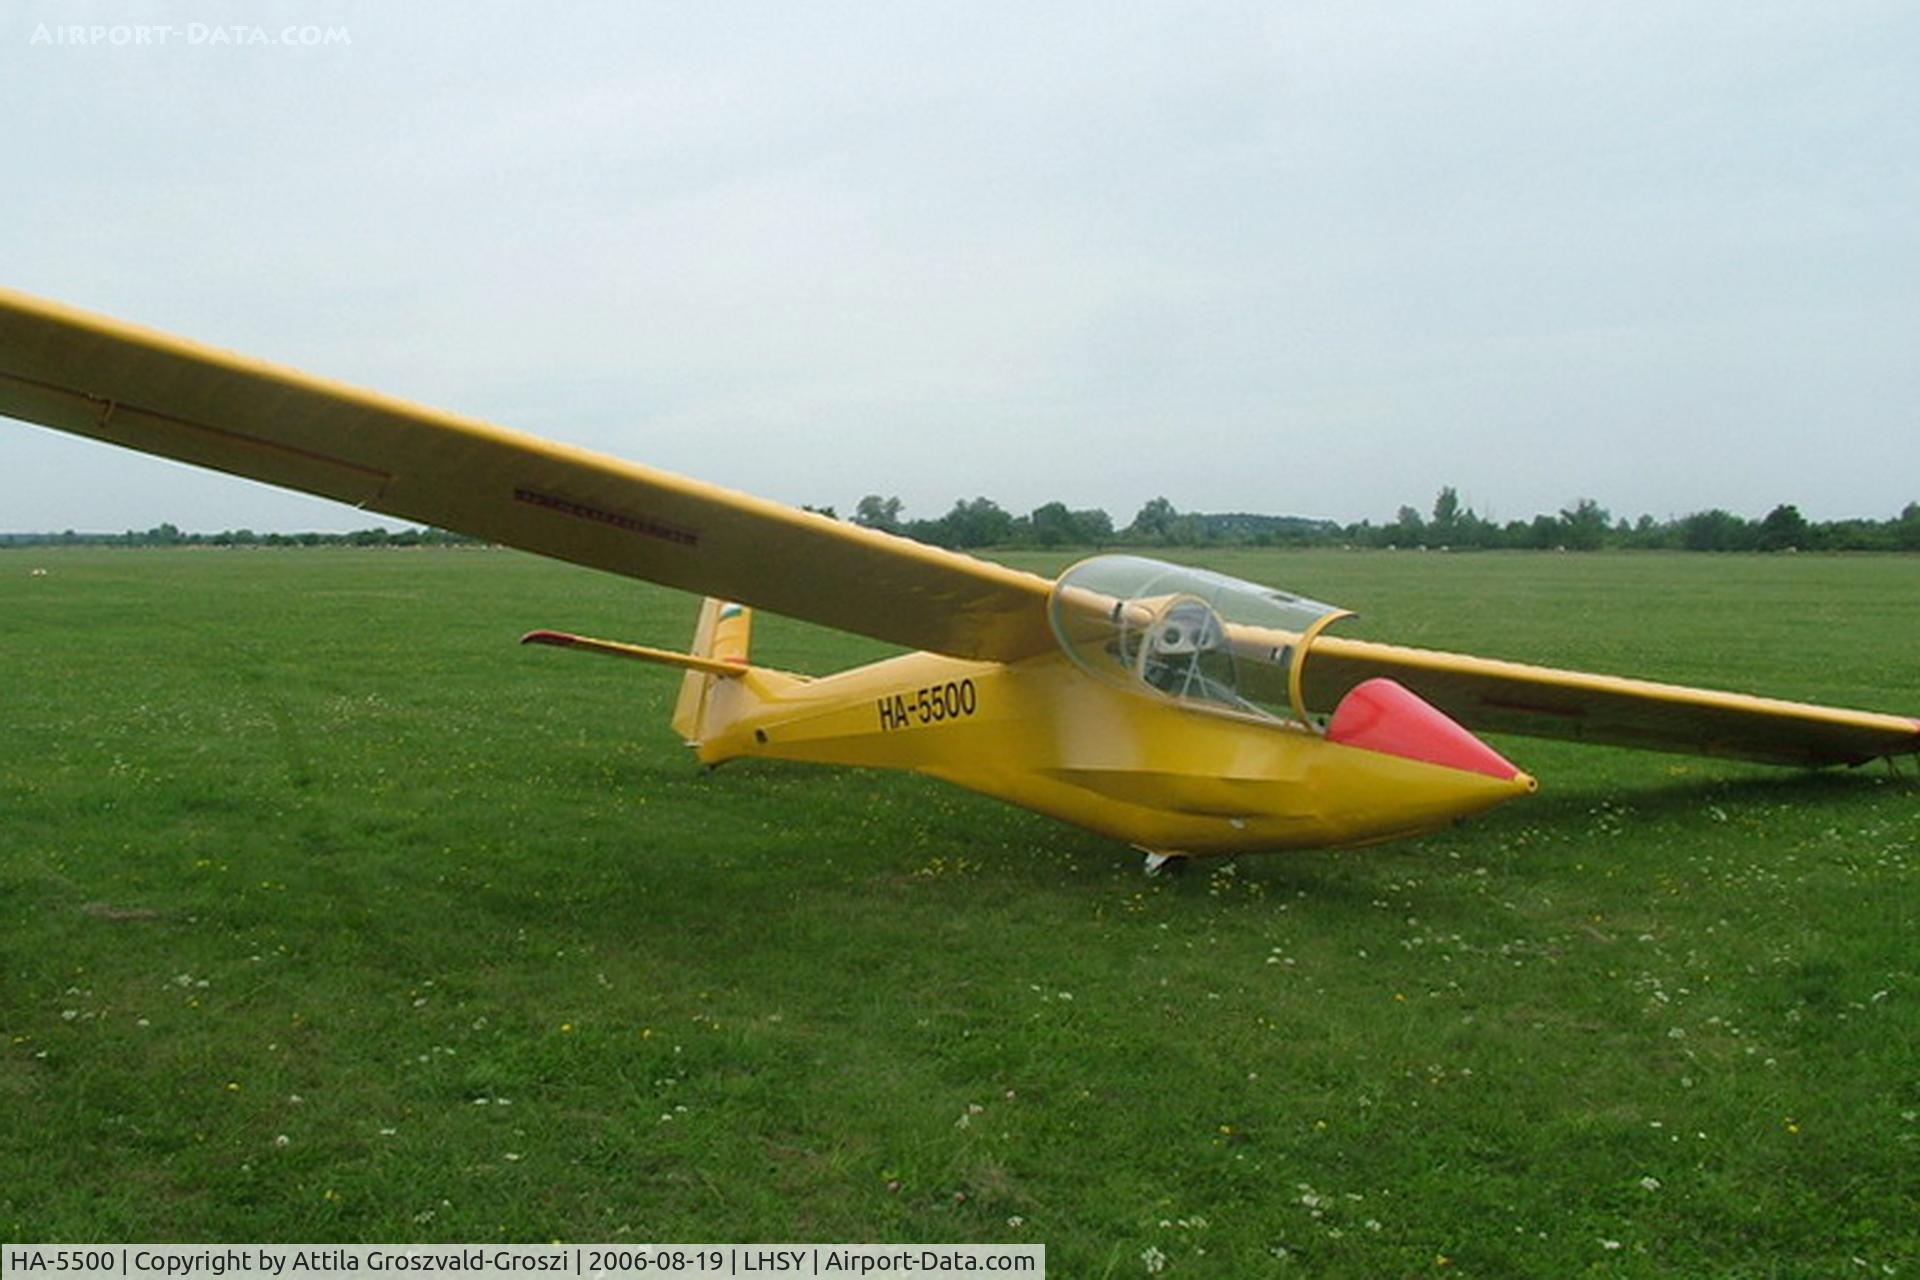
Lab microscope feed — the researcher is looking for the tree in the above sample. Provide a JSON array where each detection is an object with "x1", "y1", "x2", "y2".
[
  {"x1": 852, "y1": 494, "x2": 904, "y2": 533},
  {"x1": 941, "y1": 497, "x2": 1014, "y2": 548},
  {"x1": 1894, "y1": 502, "x2": 1920, "y2": 550},
  {"x1": 1558, "y1": 498, "x2": 1611, "y2": 551},
  {"x1": 1756, "y1": 503, "x2": 1808, "y2": 552},
  {"x1": 1621, "y1": 513, "x2": 1668, "y2": 550},
  {"x1": 1073, "y1": 507, "x2": 1114, "y2": 543},
  {"x1": 1029, "y1": 501, "x2": 1078, "y2": 547},
  {"x1": 1449, "y1": 507, "x2": 1498, "y2": 549},
  {"x1": 1422, "y1": 489, "x2": 1497, "y2": 548},
  {"x1": 1127, "y1": 497, "x2": 1179, "y2": 543},
  {"x1": 1678, "y1": 509, "x2": 1753, "y2": 552}
]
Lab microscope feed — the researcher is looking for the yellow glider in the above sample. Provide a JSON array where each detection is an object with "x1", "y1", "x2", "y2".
[{"x1": 1, "y1": 287, "x2": 1914, "y2": 866}]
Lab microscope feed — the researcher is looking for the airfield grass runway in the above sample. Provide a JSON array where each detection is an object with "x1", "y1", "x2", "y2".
[{"x1": 2, "y1": 546, "x2": 1915, "y2": 1273}]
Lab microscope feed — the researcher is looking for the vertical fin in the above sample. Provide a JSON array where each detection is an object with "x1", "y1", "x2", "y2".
[
  {"x1": 709, "y1": 599, "x2": 752, "y2": 664},
  {"x1": 670, "y1": 599, "x2": 751, "y2": 743}
]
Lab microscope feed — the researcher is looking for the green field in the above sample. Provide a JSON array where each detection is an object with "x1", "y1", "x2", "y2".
[{"x1": 2, "y1": 547, "x2": 1915, "y2": 1275}]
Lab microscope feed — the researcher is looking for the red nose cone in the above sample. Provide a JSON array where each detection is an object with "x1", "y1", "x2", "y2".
[{"x1": 1327, "y1": 678, "x2": 1525, "y2": 782}]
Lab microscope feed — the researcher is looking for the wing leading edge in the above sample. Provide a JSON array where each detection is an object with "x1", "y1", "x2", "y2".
[{"x1": 0, "y1": 287, "x2": 1056, "y2": 663}]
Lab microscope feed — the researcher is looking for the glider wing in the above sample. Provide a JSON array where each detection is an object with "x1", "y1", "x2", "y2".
[
  {"x1": 0, "y1": 288, "x2": 1057, "y2": 662},
  {"x1": 1295, "y1": 634, "x2": 1919, "y2": 767}
]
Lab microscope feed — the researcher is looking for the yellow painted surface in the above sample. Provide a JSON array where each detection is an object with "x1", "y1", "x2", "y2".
[{"x1": 690, "y1": 649, "x2": 1534, "y2": 855}]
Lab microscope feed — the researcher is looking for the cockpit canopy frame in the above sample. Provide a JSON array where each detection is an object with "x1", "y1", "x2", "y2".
[{"x1": 1047, "y1": 555, "x2": 1352, "y2": 726}]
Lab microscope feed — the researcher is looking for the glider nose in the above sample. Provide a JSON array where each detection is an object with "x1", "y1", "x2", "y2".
[{"x1": 1327, "y1": 678, "x2": 1537, "y2": 795}]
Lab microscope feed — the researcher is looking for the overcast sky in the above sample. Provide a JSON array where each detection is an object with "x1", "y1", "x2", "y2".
[{"x1": 3, "y1": 0, "x2": 1916, "y2": 532}]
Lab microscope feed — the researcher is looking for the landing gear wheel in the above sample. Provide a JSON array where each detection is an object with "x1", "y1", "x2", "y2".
[{"x1": 1142, "y1": 852, "x2": 1188, "y2": 878}]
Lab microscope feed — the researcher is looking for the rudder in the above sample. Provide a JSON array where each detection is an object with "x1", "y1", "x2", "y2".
[{"x1": 671, "y1": 599, "x2": 751, "y2": 742}]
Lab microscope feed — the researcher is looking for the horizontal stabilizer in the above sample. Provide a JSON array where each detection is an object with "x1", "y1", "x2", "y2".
[{"x1": 521, "y1": 629, "x2": 746, "y2": 677}]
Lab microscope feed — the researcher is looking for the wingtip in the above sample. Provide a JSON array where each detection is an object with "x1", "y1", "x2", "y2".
[{"x1": 520, "y1": 629, "x2": 574, "y2": 647}]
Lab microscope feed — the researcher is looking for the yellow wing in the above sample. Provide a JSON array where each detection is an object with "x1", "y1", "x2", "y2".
[
  {"x1": 1296, "y1": 634, "x2": 1919, "y2": 767},
  {"x1": 0, "y1": 287, "x2": 1055, "y2": 662}
]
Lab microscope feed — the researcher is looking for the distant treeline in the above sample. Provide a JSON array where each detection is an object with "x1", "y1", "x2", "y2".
[
  {"x1": 811, "y1": 495, "x2": 1346, "y2": 551},
  {"x1": 7, "y1": 490, "x2": 1920, "y2": 552},
  {"x1": 826, "y1": 490, "x2": 1920, "y2": 552},
  {"x1": 0, "y1": 523, "x2": 481, "y2": 548}
]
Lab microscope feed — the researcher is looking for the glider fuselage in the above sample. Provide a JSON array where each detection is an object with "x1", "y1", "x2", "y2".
[{"x1": 692, "y1": 647, "x2": 1535, "y2": 856}]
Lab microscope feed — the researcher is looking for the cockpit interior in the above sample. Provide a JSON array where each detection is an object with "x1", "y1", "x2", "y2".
[{"x1": 1047, "y1": 555, "x2": 1350, "y2": 726}]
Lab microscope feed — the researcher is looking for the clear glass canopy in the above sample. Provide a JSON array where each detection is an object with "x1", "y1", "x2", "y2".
[{"x1": 1047, "y1": 555, "x2": 1349, "y2": 723}]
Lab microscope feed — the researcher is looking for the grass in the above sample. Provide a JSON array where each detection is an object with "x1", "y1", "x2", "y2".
[{"x1": 1, "y1": 546, "x2": 1915, "y2": 1275}]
